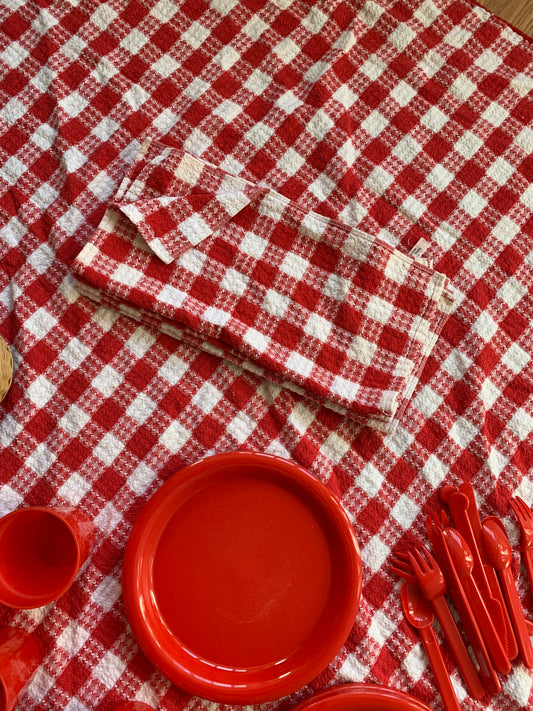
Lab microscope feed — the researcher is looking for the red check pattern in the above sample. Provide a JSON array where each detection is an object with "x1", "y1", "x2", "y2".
[
  {"x1": 112, "y1": 139, "x2": 268, "y2": 264},
  {"x1": 73, "y1": 138, "x2": 454, "y2": 433},
  {"x1": 0, "y1": 1, "x2": 532, "y2": 710}
]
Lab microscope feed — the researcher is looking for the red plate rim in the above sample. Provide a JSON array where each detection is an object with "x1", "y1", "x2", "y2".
[
  {"x1": 122, "y1": 452, "x2": 362, "y2": 703},
  {"x1": 291, "y1": 683, "x2": 435, "y2": 711}
]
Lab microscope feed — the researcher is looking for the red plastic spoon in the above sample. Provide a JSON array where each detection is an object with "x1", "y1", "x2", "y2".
[
  {"x1": 481, "y1": 516, "x2": 533, "y2": 668},
  {"x1": 401, "y1": 582, "x2": 461, "y2": 711},
  {"x1": 444, "y1": 527, "x2": 510, "y2": 673}
]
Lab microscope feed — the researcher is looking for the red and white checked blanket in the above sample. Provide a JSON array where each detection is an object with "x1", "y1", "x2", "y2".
[
  {"x1": 72, "y1": 138, "x2": 454, "y2": 433},
  {"x1": 0, "y1": 1, "x2": 532, "y2": 710}
]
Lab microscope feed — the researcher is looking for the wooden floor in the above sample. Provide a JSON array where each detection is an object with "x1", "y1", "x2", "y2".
[{"x1": 477, "y1": 0, "x2": 533, "y2": 38}]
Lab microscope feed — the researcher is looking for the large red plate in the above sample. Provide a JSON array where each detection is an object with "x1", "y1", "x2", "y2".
[
  {"x1": 122, "y1": 452, "x2": 362, "y2": 703},
  {"x1": 291, "y1": 684, "x2": 435, "y2": 711}
]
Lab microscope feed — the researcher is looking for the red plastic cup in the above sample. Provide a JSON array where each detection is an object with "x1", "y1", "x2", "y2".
[
  {"x1": 0, "y1": 506, "x2": 94, "y2": 608},
  {"x1": 0, "y1": 627, "x2": 40, "y2": 711}
]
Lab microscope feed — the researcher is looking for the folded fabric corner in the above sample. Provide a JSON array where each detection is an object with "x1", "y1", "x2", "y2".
[
  {"x1": 112, "y1": 143, "x2": 267, "y2": 264},
  {"x1": 73, "y1": 141, "x2": 455, "y2": 433}
]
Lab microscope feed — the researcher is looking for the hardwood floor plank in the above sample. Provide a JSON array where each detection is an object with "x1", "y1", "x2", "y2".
[{"x1": 476, "y1": 0, "x2": 533, "y2": 38}]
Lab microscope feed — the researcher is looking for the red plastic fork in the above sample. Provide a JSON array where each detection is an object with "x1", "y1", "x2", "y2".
[
  {"x1": 389, "y1": 553, "x2": 416, "y2": 583},
  {"x1": 427, "y1": 514, "x2": 501, "y2": 696},
  {"x1": 510, "y1": 496, "x2": 533, "y2": 590},
  {"x1": 390, "y1": 546, "x2": 484, "y2": 699},
  {"x1": 401, "y1": 582, "x2": 461, "y2": 711},
  {"x1": 407, "y1": 545, "x2": 485, "y2": 699}
]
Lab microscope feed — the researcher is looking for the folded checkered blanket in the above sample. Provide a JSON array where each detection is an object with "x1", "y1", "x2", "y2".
[{"x1": 73, "y1": 139, "x2": 454, "y2": 432}]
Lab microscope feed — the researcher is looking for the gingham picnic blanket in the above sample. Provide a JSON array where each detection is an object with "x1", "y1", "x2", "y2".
[
  {"x1": 1, "y1": 1, "x2": 532, "y2": 710},
  {"x1": 72, "y1": 138, "x2": 454, "y2": 433}
]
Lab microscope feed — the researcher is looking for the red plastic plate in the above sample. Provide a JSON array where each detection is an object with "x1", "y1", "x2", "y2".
[
  {"x1": 291, "y1": 684, "x2": 435, "y2": 711},
  {"x1": 122, "y1": 452, "x2": 362, "y2": 703}
]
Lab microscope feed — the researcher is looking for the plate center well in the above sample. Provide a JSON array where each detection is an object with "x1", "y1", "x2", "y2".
[{"x1": 153, "y1": 474, "x2": 333, "y2": 667}]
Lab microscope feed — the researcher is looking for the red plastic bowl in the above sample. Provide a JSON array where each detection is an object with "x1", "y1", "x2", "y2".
[{"x1": 122, "y1": 452, "x2": 362, "y2": 703}]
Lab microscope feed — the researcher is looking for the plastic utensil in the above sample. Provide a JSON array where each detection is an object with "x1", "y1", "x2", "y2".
[
  {"x1": 0, "y1": 506, "x2": 94, "y2": 608},
  {"x1": 0, "y1": 627, "x2": 41, "y2": 711},
  {"x1": 389, "y1": 552, "x2": 416, "y2": 582},
  {"x1": 403, "y1": 546, "x2": 484, "y2": 699},
  {"x1": 401, "y1": 582, "x2": 461, "y2": 711},
  {"x1": 447, "y1": 492, "x2": 490, "y2": 589},
  {"x1": 443, "y1": 527, "x2": 510, "y2": 673},
  {"x1": 427, "y1": 514, "x2": 499, "y2": 696},
  {"x1": 439, "y1": 485, "x2": 457, "y2": 505},
  {"x1": 481, "y1": 516, "x2": 533, "y2": 668},
  {"x1": 122, "y1": 452, "x2": 362, "y2": 703},
  {"x1": 445, "y1": 492, "x2": 509, "y2": 657},
  {"x1": 510, "y1": 496, "x2": 533, "y2": 590},
  {"x1": 459, "y1": 482, "x2": 518, "y2": 660}
]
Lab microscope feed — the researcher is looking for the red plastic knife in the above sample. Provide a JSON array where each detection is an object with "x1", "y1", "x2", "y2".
[
  {"x1": 459, "y1": 482, "x2": 518, "y2": 660},
  {"x1": 427, "y1": 516, "x2": 500, "y2": 696}
]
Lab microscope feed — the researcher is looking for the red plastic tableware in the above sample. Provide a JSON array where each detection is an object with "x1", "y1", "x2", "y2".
[
  {"x1": 289, "y1": 683, "x2": 435, "y2": 711},
  {"x1": 401, "y1": 583, "x2": 460, "y2": 711},
  {"x1": 0, "y1": 627, "x2": 41, "y2": 711},
  {"x1": 445, "y1": 490, "x2": 512, "y2": 660},
  {"x1": 122, "y1": 452, "x2": 362, "y2": 703},
  {"x1": 0, "y1": 506, "x2": 94, "y2": 608},
  {"x1": 510, "y1": 496, "x2": 533, "y2": 591},
  {"x1": 458, "y1": 483, "x2": 517, "y2": 661},
  {"x1": 443, "y1": 527, "x2": 509, "y2": 674},
  {"x1": 481, "y1": 516, "x2": 533, "y2": 668},
  {"x1": 426, "y1": 517, "x2": 499, "y2": 696}
]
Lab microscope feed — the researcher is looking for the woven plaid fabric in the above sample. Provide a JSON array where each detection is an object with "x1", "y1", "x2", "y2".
[
  {"x1": 112, "y1": 140, "x2": 269, "y2": 264},
  {"x1": 72, "y1": 138, "x2": 454, "y2": 433},
  {"x1": 1, "y1": 0, "x2": 533, "y2": 710}
]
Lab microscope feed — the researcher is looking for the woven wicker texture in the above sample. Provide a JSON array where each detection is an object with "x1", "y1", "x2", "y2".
[{"x1": 0, "y1": 337, "x2": 12, "y2": 402}]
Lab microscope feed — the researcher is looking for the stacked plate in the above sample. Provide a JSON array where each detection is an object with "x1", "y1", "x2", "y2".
[{"x1": 122, "y1": 452, "x2": 362, "y2": 704}]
